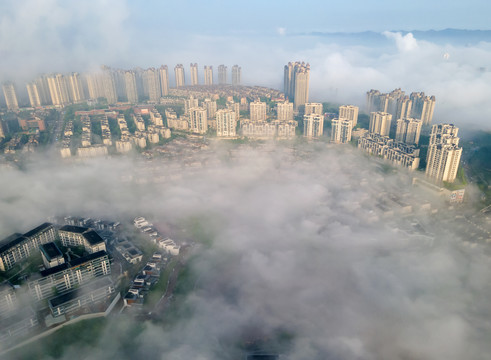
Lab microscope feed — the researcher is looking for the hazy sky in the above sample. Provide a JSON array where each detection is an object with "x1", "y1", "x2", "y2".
[{"x1": 1, "y1": 0, "x2": 491, "y2": 129}]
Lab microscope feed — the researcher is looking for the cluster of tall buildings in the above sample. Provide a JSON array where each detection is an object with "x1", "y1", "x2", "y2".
[
  {"x1": 284, "y1": 61, "x2": 310, "y2": 111},
  {"x1": 1, "y1": 63, "x2": 242, "y2": 110},
  {"x1": 330, "y1": 105, "x2": 359, "y2": 143},
  {"x1": 366, "y1": 88, "x2": 435, "y2": 126}
]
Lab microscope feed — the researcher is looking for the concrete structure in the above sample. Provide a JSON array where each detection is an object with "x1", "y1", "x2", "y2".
[
  {"x1": 26, "y1": 82, "x2": 42, "y2": 107},
  {"x1": 284, "y1": 62, "x2": 310, "y2": 111},
  {"x1": 124, "y1": 71, "x2": 139, "y2": 103},
  {"x1": 159, "y1": 65, "x2": 169, "y2": 96},
  {"x1": 250, "y1": 101, "x2": 267, "y2": 122},
  {"x1": 204, "y1": 65, "x2": 213, "y2": 85},
  {"x1": 218, "y1": 65, "x2": 227, "y2": 84},
  {"x1": 277, "y1": 101, "x2": 294, "y2": 121},
  {"x1": 216, "y1": 109, "x2": 237, "y2": 137},
  {"x1": 189, "y1": 107, "x2": 208, "y2": 134},
  {"x1": 303, "y1": 114, "x2": 323, "y2": 138},
  {"x1": 40, "y1": 242, "x2": 65, "y2": 269},
  {"x1": 339, "y1": 105, "x2": 359, "y2": 127},
  {"x1": 358, "y1": 133, "x2": 420, "y2": 170},
  {"x1": 143, "y1": 68, "x2": 161, "y2": 102},
  {"x1": 67, "y1": 72, "x2": 85, "y2": 103},
  {"x1": 331, "y1": 118, "x2": 353, "y2": 144},
  {"x1": 48, "y1": 276, "x2": 115, "y2": 317},
  {"x1": 0, "y1": 223, "x2": 56, "y2": 272},
  {"x1": 395, "y1": 117, "x2": 423, "y2": 145},
  {"x1": 410, "y1": 92, "x2": 436, "y2": 125},
  {"x1": 2, "y1": 82, "x2": 19, "y2": 110},
  {"x1": 101, "y1": 66, "x2": 118, "y2": 104},
  {"x1": 426, "y1": 124, "x2": 462, "y2": 183},
  {"x1": 58, "y1": 225, "x2": 106, "y2": 254},
  {"x1": 190, "y1": 63, "x2": 199, "y2": 86},
  {"x1": 203, "y1": 98, "x2": 217, "y2": 119},
  {"x1": 232, "y1": 65, "x2": 241, "y2": 86},
  {"x1": 174, "y1": 64, "x2": 185, "y2": 88},
  {"x1": 47, "y1": 74, "x2": 70, "y2": 106},
  {"x1": 304, "y1": 102, "x2": 323, "y2": 116},
  {"x1": 28, "y1": 251, "x2": 111, "y2": 301},
  {"x1": 369, "y1": 112, "x2": 392, "y2": 136}
]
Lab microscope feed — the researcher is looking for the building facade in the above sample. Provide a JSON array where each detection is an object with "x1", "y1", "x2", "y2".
[
  {"x1": 369, "y1": 111, "x2": 392, "y2": 136},
  {"x1": 395, "y1": 117, "x2": 423, "y2": 145},
  {"x1": 338, "y1": 105, "x2": 359, "y2": 127},
  {"x1": 425, "y1": 124, "x2": 462, "y2": 183},
  {"x1": 331, "y1": 118, "x2": 353, "y2": 144},
  {"x1": 303, "y1": 114, "x2": 324, "y2": 138}
]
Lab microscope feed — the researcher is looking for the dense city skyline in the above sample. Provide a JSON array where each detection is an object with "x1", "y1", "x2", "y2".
[{"x1": 1, "y1": 1, "x2": 491, "y2": 359}]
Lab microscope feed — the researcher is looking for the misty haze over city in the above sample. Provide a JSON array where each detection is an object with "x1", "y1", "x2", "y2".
[{"x1": 1, "y1": 1, "x2": 491, "y2": 359}]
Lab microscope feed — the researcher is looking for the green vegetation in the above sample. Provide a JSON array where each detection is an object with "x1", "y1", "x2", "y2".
[
  {"x1": 124, "y1": 110, "x2": 136, "y2": 134},
  {"x1": 322, "y1": 102, "x2": 339, "y2": 114},
  {"x1": 108, "y1": 116, "x2": 121, "y2": 138},
  {"x1": 216, "y1": 97, "x2": 227, "y2": 107},
  {"x1": 356, "y1": 113, "x2": 370, "y2": 129},
  {"x1": 144, "y1": 257, "x2": 178, "y2": 307},
  {"x1": 9, "y1": 318, "x2": 107, "y2": 359}
]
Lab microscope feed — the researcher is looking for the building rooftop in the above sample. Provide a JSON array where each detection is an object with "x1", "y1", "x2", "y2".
[
  {"x1": 40, "y1": 263, "x2": 69, "y2": 277},
  {"x1": 23, "y1": 222, "x2": 53, "y2": 238},
  {"x1": 40, "y1": 242, "x2": 63, "y2": 261},
  {"x1": 82, "y1": 230, "x2": 104, "y2": 246},
  {"x1": 59, "y1": 225, "x2": 88, "y2": 234},
  {"x1": 0, "y1": 233, "x2": 26, "y2": 253},
  {"x1": 69, "y1": 251, "x2": 108, "y2": 267}
]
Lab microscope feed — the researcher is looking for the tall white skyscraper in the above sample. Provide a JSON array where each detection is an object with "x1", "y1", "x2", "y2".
[
  {"x1": 250, "y1": 101, "x2": 267, "y2": 122},
  {"x1": 67, "y1": 72, "x2": 85, "y2": 103},
  {"x1": 124, "y1": 71, "x2": 139, "y2": 103},
  {"x1": 277, "y1": 101, "x2": 294, "y2": 121},
  {"x1": 426, "y1": 124, "x2": 462, "y2": 184},
  {"x1": 189, "y1": 107, "x2": 208, "y2": 134},
  {"x1": 303, "y1": 114, "x2": 324, "y2": 138},
  {"x1": 101, "y1": 66, "x2": 117, "y2": 104},
  {"x1": 174, "y1": 64, "x2": 185, "y2": 88},
  {"x1": 159, "y1": 65, "x2": 169, "y2": 96},
  {"x1": 204, "y1": 66, "x2": 213, "y2": 85},
  {"x1": 190, "y1": 63, "x2": 199, "y2": 86},
  {"x1": 369, "y1": 112, "x2": 392, "y2": 136},
  {"x1": 338, "y1": 105, "x2": 359, "y2": 127},
  {"x1": 284, "y1": 61, "x2": 310, "y2": 111},
  {"x1": 216, "y1": 109, "x2": 237, "y2": 137},
  {"x1": 26, "y1": 82, "x2": 42, "y2": 107},
  {"x1": 232, "y1": 65, "x2": 241, "y2": 86},
  {"x1": 218, "y1": 65, "x2": 227, "y2": 84},
  {"x1": 143, "y1": 68, "x2": 161, "y2": 102},
  {"x1": 47, "y1": 74, "x2": 70, "y2": 106},
  {"x1": 395, "y1": 117, "x2": 422, "y2": 145},
  {"x1": 410, "y1": 92, "x2": 435, "y2": 125},
  {"x1": 203, "y1": 98, "x2": 217, "y2": 119},
  {"x1": 2, "y1": 82, "x2": 19, "y2": 110},
  {"x1": 331, "y1": 118, "x2": 353, "y2": 144}
]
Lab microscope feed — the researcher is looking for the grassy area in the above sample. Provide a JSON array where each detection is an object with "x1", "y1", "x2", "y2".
[
  {"x1": 144, "y1": 257, "x2": 178, "y2": 308},
  {"x1": 9, "y1": 318, "x2": 108, "y2": 360}
]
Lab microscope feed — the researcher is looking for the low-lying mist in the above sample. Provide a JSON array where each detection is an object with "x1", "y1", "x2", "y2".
[{"x1": 2, "y1": 143, "x2": 491, "y2": 359}]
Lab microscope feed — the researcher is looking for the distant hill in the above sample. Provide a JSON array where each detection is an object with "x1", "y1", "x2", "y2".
[{"x1": 296, "y1": 29, "x2": 491, "y2": 45}]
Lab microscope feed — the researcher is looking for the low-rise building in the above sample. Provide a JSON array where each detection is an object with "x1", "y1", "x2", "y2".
[
  {"x1": 40, "y1": 242, "x2": 65, "y2": 269},
  {"x1": 0, "y1": 223, "x2": 56, "y2": 271},
  {"x1": 58, "y1": 225, "x2": 106, "y2": 254},
  {"x1": 48, "y1": 276, "x2": 115, "y2": 317},
  {"x1": 28, "y1": 251, "x2": 111, "y2": 301},
  {"x1": 358, "y1": 133, "x2": 420, "y2": 170}
]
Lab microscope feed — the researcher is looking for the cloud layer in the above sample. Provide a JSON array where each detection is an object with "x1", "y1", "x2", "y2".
[{"x1": 2, "y1": 143, "x2": 491, "y2": 359}]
